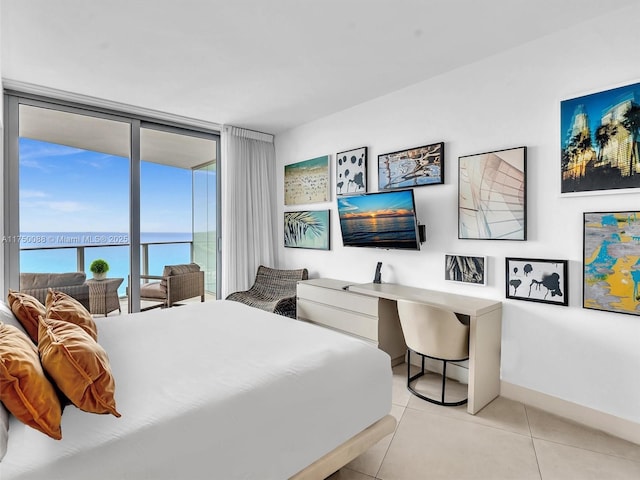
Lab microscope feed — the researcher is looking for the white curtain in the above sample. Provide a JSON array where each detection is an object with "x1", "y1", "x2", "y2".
[{"x1": 221, "y1": 126, "x2": 277, "y2": 297}]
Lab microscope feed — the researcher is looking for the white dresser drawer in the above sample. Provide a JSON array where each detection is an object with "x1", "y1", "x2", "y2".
[
  {"x1": 297, "y1": 299, "x2": 378, "y2": 342},
  {"x1": 297, "y1": 283, "x2": 378, "y2": 316}
]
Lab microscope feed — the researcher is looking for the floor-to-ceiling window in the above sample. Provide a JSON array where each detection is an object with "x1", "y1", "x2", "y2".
[
  {"x1": 139, "y1": 125, "x2": 218, "y2": 304},
  {"x1": 3, "y1": 93, "x2": 220, "y2": 311},
  {"x1": 192, "y1": 160, "x2": 217, "y2": 294},
  {"x1": 17, "y1": 103, "x2": 132, "y2": 297}
]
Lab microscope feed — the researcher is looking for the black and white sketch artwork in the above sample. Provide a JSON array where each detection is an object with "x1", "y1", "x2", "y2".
[
  {"x1": 336, "y1": 146, "x2": 367, "y2": 195},
  {"x1": 445, "y1": 254, "x2": 486, "y2": 285},
  {"x1": 505, "y1": 258, "x2": 568, "y2": 306}
]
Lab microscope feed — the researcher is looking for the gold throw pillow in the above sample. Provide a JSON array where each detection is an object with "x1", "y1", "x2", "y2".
[
  {"x1": 0, "y1": 323, "x2": 62, "y2": 439},
  {"x1": 38, "y1": 316, "x2": 120, "y2": 417},
  {"x1": 6, "y1": 289, "x2": 46, "y2": 343},
  {"x1": 46, "y1": 290, "x2": 98, "y2": 341}
]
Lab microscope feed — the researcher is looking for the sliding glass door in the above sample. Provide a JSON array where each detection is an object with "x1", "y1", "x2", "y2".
[
  {"x1": 139, "y1": 125, "x2": 218, "y2": 308},
  {"x1": 3, "y1": 93, "x2": 220, "y2": 312},
  {"x1": 16, "y1": 102, "x2": 132, "y2": 299}
]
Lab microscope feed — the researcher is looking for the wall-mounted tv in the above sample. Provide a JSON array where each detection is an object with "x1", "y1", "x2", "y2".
[{"x1": 337, "y1": 189, "x2": 421, "y2": 250}]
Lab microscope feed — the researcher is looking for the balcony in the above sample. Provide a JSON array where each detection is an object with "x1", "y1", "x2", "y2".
[
  {"x1": 8, "y1": 102, "x2": 219, "y2": 310},
  {"x1": 19, "y1": 236, "x2": 216, "y2": 313}
]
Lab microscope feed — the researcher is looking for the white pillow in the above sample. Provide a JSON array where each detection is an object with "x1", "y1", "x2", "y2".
[
  {"x1": 0, "y1": 300, "x2": 21, "y2": 461},
  {"x1": 0, "y1": 410, "x2": 6, "y2": 462},
  {"x1": 0, "y1": 299, "x2": 27, "y2": 335}
]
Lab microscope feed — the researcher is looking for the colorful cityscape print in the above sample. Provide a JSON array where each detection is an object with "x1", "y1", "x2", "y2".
[{"x1": 561, "y1": 82, "x2": 640, "y2": 193}]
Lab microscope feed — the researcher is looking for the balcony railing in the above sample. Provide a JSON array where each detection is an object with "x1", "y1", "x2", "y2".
[{"x1": 20, "y1": 240, "x2": 194, "y2": 295}]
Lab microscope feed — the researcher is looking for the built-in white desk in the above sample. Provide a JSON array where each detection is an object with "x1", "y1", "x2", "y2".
[{"x1": 297, "y1": 279, "x2": 502, "y2": 414}]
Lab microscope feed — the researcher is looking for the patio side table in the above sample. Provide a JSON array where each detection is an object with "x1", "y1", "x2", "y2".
[{"x1": 87, "y1": 277, "x2": 123, "y2": 317}]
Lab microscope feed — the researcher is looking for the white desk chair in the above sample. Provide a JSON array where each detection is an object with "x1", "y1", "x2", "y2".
[{"x1": 396, "y1": 299, "x2": 469, "y2": 406}]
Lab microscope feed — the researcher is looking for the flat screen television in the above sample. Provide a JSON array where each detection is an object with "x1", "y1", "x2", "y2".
[{"x1": 337, "y1": 189, "x2": 421, "y2": 250}]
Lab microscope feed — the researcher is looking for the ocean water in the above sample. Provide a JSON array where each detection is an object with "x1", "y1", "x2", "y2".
[
  {"x1": 19, "y1": 232, "x2": 194, "y2": 296},
  {"x1": 339, "y1": 216, "x2": 419, "y2": 249}
]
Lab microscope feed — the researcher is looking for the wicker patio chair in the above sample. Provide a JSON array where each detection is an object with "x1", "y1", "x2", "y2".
[
  {"x1": 226, "y1": 265, "x2": 308, "y2": 318},
  {"x1": 139, "y1": 263, "x2": 205, "y2": 311},
  {"x1": 20, "y1": 272, "x2": 90, "y2": 310}
]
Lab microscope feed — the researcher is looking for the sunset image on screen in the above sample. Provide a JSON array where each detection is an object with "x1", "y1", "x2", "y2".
[{"x1": 337, "y1": 190, "x2": 419, "y2": 250}]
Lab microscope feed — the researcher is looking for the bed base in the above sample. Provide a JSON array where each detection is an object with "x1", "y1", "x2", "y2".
[{"x1": 289, "y1": 414, "x2": 396, "y2": 480}]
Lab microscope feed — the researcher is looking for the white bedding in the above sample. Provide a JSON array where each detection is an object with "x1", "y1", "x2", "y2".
[{"x1": 1, "y1": 300, "x2": 392, "y2": 480}]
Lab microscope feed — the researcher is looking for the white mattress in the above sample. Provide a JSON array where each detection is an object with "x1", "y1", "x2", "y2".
[{"x1": 1, "y1": 300, "x2": 392, "y2": 479}]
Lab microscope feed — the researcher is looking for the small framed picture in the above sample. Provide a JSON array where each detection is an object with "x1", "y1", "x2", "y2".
[
  {"x1": 505, "y1": 258, "x2": 568, "y2": 306},
  {"x1": 444, "y1": 254, "x2": 487, "y2": 286},
  {"x1": 458, "y1": 146, "x2": 527, "y2": 240},
  {"x1": 378, "y1": 142, "x2": 444, "y2": 190},
  {"x1": 284, "y1": 210, "x2": 330, "y2": 250},
  {"x1": 336, "y1": 146, "x2": 367, "y2": 195},
  {"x1": 284, "y1": 155, "x2": 330, "y2": 205}
]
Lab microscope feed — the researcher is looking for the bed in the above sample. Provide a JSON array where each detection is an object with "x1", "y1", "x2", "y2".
[{"x1": 0, "y1": 299, "x2": 395, "y2": 479}]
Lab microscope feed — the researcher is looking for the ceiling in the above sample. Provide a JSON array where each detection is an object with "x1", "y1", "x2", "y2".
[
  {"x1": 2, "y1": 0, "x2": 638, "y2": 135},
  {"x1": 19, "y1": 104, "x2": 217, "y2": 169}
]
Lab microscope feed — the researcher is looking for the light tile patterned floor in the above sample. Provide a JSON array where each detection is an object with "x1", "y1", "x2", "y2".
[{"x1": 328, "y1": 364, "x2": 640, "y2": 480}]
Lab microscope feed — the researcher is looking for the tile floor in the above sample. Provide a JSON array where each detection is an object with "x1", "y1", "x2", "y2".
[{"x1": 328, "y1": 364, "x2": 640, "y2": 480}]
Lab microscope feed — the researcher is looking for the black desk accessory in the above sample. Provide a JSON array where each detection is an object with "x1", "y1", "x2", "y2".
[{"x1": 373, "y1": 262, "x2": 382, "y2": 284}]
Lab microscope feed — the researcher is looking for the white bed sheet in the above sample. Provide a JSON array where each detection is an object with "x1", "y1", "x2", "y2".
[{"x1": 1, "y1": 300, "x2": 392, "y2": 480}]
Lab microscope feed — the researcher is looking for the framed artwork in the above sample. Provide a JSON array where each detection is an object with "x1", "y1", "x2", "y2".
[
  {"x1": 284, "y1": 210, "x2": 330, "y2": 250},
  {"x1": 444, "y1": 254, "x2": 487, "y2": 286},
  {"x1": 284, "y1": 155, "x2": 330, "y2": 205},
  {"x1": 378, "y1": 141, "x2": 444, "y2": 190},
  {"x1": 561, "y1": 82, "x2": 640, "y2": 195},
  {"x1": 505, "y1": 258, "x2": 568, "y2": 306},
  {"x1": 458, "y1": 146, "x2": 527, "y2": 240},
  {"x1": 336, "y1": 146, "x2": 367, "y2": 195},
  {"x1": 584, "y1": 211, "x2": 640, "y2": 316}
]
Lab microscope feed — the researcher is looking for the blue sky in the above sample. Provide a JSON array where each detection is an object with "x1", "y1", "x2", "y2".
[
  {"x1": 560, "y1": 82, "x2": 640, "y2": 149},
  {"x1": 19, "y1": 138, "x2": 193, "y2": 233},
  {"x1": 337, "y1": 190, "x2": 416, "y2": 216}
]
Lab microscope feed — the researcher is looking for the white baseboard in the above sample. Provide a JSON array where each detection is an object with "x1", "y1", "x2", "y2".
[{"x1": 501, "y1": 381, "x2": 640, "y2": 445}]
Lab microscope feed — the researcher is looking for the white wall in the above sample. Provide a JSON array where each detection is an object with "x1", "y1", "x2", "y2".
[{"x1": 275, "y1": 4, "x2": 640, "y2": 424}]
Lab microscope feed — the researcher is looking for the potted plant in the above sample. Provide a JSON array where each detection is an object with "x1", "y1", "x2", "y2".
[{"x1": 89, "y1": 259, "x2": 110, "y2": 280}]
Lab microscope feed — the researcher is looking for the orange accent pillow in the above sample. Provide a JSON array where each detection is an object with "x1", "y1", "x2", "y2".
[
  {"x1": 0, "y1": 323, "x2": 62, "y2": 439},
  {"x1": 45, "y1": 290, "x2": 98, "y2": 341},
  {"x1": 38, "y1": 317, "x2": 120, "y2": 417},
  {"x1": 6, "y1": 289, "x2": 46, "y2": 343}
]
